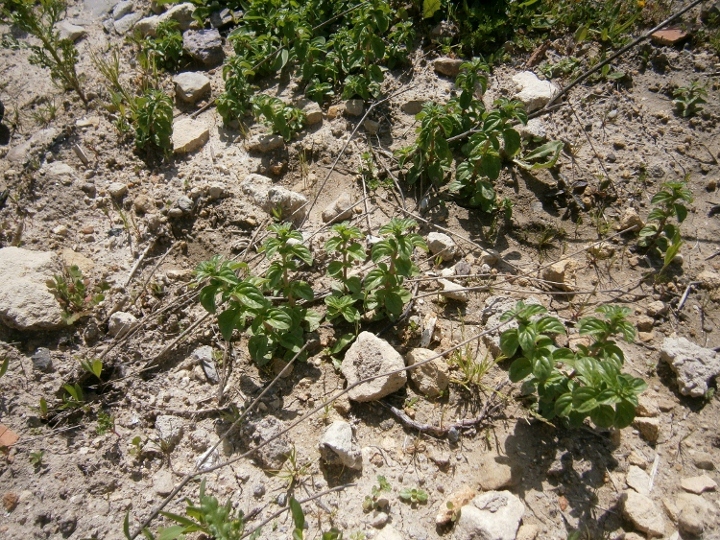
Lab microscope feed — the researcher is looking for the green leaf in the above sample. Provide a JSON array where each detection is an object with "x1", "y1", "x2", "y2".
[
  {"x1": 499, "y1": 329, "x2": 519, "y2": 358},
  {"x1": 199, "y1": 285, "x2": 219, "y2": 313},
  {"x1": 514, "y1": 140, "x2": 563, "y2": 170},
  {"x1": 423, "y1": 0, "x2": 442, "y2": 18},
  {"x1": 233, "y1": 282, "x2": 267, "y2": 310},
  {"x1": 572, "y1": 387, "x2": 598, "y2": 413},
  {"x1": 290, "y1": 498, "x2": 305, "y2": 532},
  {"x1": 535, "y1": 316, "x2": 566, "y2": 335},
  {"x1": 384, "y1": 291, "x2": 405, "y2": 317},
  {"x1": 217, "y1": 307, "x2": 242, "y2": 341},
  {"x1": 517, "y1": 325, "x2": 536, "y2": 352},
  {"x1": 0, "y1": 357, "x2": 8, "y2": 378},
  {"x1": 508, "y1": 357, "x2": 532, "y2": 382},
  {"x1": 123, "y1": 511, "x2": 132, "y2": 540},
  {"x1": 554, "y1": 392, "x2": 573, "y2": 417},
  {"x1": 503, "y1": 128, "x2": 521, "y2": 157},
  {"x1": 532, "y1": 350, "x2": 554, "y2": 381},
  {"x1": 156, "y1": 526, "x2": 186, "y2": 540},
  {"x1": 614, "y1": 399, "x2": 637, "y2": 428},
  {"x1": 248, "y1": 335, "x2": 270, "y2": 364},
  {"x1": 330, "y1": 333, "x2": 356, "y2": 355},
  {"x1": 265, "y1": 308, "x2": 293, "y2": 330},
  {"x1": 304, "y1": 309, "x2": 323, "y2": 331},
  {"x1": 590, "y1": 404, "x2": 615, "y2": 428}
]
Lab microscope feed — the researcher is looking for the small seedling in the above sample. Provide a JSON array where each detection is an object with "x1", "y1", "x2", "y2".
[
  {"x1": 29, "y1": 450, "x2": 45, "y2": 468},
  {"x1": 273, "y1": 446, "x2": 311, "y2": 489},
  {"x1": 0, "y1": 357, "x2": 8, "y2": 378},
  {"x1": 363, "y1": 475, "x2": 391, "y2": 512},
  {"x1": 80, "y1": 358, "x2": 103, "y2": 380},
  {"x1": 46, "y1": 265, "x2": 108, "y2": 324},
  {"x1": 59, "y1": 383, "x2": 85, "y2": 410},
  {"x1": 673, "y1": 81, "x2": 707, "y2": 118},
  {"x1": 128, "y1": 436, "x2": 143, "y2": 459},
  {"x1": 96, "y1": 411, "x2": 116, "y2": 436},
  {"x1": 399, "y1": 487, "x2": 428, "y2": 505}
]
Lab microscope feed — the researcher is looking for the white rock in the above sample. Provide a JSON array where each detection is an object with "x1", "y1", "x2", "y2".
[
  {"x1": 0, "y1": 247, "x2": 65, "y2": 330},
  {"x1": 375, "y1": 526, "x2": 403, "y2": 540},
  {"x1": 626, "y1": 465, "x2": 651, "y2": 495},
  {"x1": 155, "y1": 415, "x2": 184, "y2": 448},
  {"x1": 620, "y1": 207, "x2": 644, "y2": 231},
  {"x1": 108, "y1": 311, "x2": 137, "y2": 338},
  {"x1": 56, "y1": 20, "x2": 87, "y2": 42},
  {"x1": 241, "y1": 173, "x2": 307, "y2": 223},
  {"x1": 163, "y1": 3, "x2": 196, "y2": 30},
  {"x1": 622, "y1": 490, "x2": 666, "y2": 537},
  {"x1": 345, "y1": 99, "x2": 364, "y2": 116},
  {"x1": 133, "y1": 15, "x2": 160, "y2": 37},
  {"x1": 153, "y1": 470, "x2": 174, "y2": 496},
  {"x1": 419, "y1": 312, "x2": 437, "y2": 348},
  {"x1": 321, "y1": 193, "x2": 354, "y2": 223},
  {"x1": 44, "y1": 162, "x2": 77, "y2": 185},
  {"x1": 434, "y1": 57, "x2": 464, "y2": 77},
  {"x1": 454, "y1": 491, "x2": 524, "y2": 540},
  {"x1": 300, "y1": 101, "x2": 323, "y2": 125},
  {"x1": 675, "y1": 492, "x2": 717, "y2": 535},
  {"x1": 427, "y1": 232, "x2": 457, "y2": 262},
  {"x1": 632, "y1": 417, "x2": 661, "y2": 444},
  {"x1": 173, "y1": 72, "x2": 211, "y2": 104},
  {"x1": 518, "y1": 118, "x2": 547, "y2": 140},
  {"x1": 542, "y1": 259, "x2": 578, "y2": 291},
  {"x1": 108, "y1": 182, "x2": 128, "y2": 198},
  {"x1": 681, "y1": 475, "x2": 717, "y2": 494},
  {"x1": 660, "y1": 336, "x2": 720, "y2": 398},
  {"x1": 318, "y1": 421, "x2": 362, "y2": 470},
  {"x1": 341, "y1": 332, "x2": 407, "y2": 402},
  {"x1": 406, "y1": 348, "x2": 449, "y2": 398},
  {"x1": 439, "y1": 278, "x2": 468, "y2": 302},
  {"x1": 173, "y1": 118, "x2": 209, "y2": 154},
  {"x1": 247, "y1": 134, "x2": 284, "y2": 153},
  {"x1": 112, "y1": 1, "x2": 134, "y2": 20},
  {"x1": 113, "y1": 11, "x2": 142, "y2": 34},
  {"x1": 512, "y1": 71, "x2": 559, "y2": 113}
]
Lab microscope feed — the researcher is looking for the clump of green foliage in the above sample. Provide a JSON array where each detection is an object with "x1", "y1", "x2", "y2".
[
  {"x1": 363, "y1": 475, "x2": 392, "y2": 512},
  {"x1": 399, "y1": 487, "x2": 429, "y2": 505},
  {"x1": 92, "y1": 50, "x2": 174, "y2": 155},
  {"x1": 500, "y1": 301, "x2": 647, "y2": 429},
  {"x1": 672, "y1": 81, "x2": 707, "y2": 118},
  {"x1": 637, "y1": 180, "x2": 692, "y2": 272},
  {"x1": 139, "y1": 19, "x2": 185, "y2": 72},
  {"x1": 46, "y1": 265, "x2": 108, "y2": 324},
  {"x1": 1, "y1": 0, "x2": 87, "y2": 103},
  {"x1": 397, "y1": 59, "x2": 562, "y2": 213},
  {"x1": 251, "y1": 94, "x2": 306, "y2": 140}
]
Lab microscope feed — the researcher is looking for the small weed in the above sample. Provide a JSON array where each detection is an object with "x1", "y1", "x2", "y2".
[
  {"x1": 96, "y1": 411, "x2": 116, "y2": 436},
  {"x1": 139, "y1": 19, "x2": 185, "y2": 72},
  {"x1": 46, "y1": 265, "x2": 108, "y2": 324},
  {"x1": 128, "y1": 435, "x2": 143, "y2": 459},
  {"x1": 1, "y1": 0, "x2": 87, "y2": 103},
  {"x1": 251, "y1": 94, "x2": 306, "y2": 141},
  {"x1": 673, "y1": 81, "x2": 707, "y2": 118},
  {"x1": 29, "y1": 450, "x2": 45, "y2": 468},
  {"x1": 399, "y1": 487, "x2": 428, "y2": 505},
  {"x1": 30, "y1": 98, "x2": 57, "y2": 126},
  {"x1": 0, "y1": 357, "x2": 8, "y2": 378},
  {"x1": 80, "y1": 358, "x2": 103, "y2": 380},
  {"x1": 60, "y1": 383, "x2": 85, "y2": 410},
  {"x1": 273, "y1": 445, "x2": 311, "y2": 489},
  {"x1": 363, "y1": 475, "x2": 391, "y2": 512}
]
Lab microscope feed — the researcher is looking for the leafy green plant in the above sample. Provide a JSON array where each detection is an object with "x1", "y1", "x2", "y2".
[
  {"x1": 80, "y1": 358, "x2": 103, "y2": 380},
  {"x1": 148, "y1": 479, "x2": 256, "y2": 540},
  {"x1": 399, "y1": 487, "x2": 428, "y2": 505},
  {"x1": 673, "y1": 81, "x2": 707, "y2": 118},
  {"x1": 140, "y1": 19, "x2": 185, "y2": 72},
  {"x1": 364, "y1": 218, "x2": 427, "y2": 320},
  {"x1": 1, "y1": 0, "x2": 87, "y2": 103},
  {"x1": 363, "y1": 475, "x2": 391, "y2": 512},
  {"x1": 133, "y1": 89, "x2": 174, "y2": 155},
  {"x1": 499, "y1": 301, "x2": 647, "y2": 429},
  {"x1": 251, "y1": 94, "x2": 306, "y2": 140},
  {"x1": 60, "y1": 383, "x2": 85, "y2": 410},
  {"x1": 216, "y1": 56, "x2": 254, "y2": 124},
  {"x1": 46, "y1": 265, "x2": 108, "y2": 324},
  {"x1": 290, "y1": 497, "x2": 342, "y2": 540},
  {"x1": 29, "y1": 450, "x2": 45, "y2": 468},
  {"x1": 324, "y1": 223, "x2": 366, "y2": 331},
  {"x1": 637, "y1": 180, "x2": 692, "y2": 271},
  {"x1": 194, "y1": 226, "x2": 321, "y2": 366}
]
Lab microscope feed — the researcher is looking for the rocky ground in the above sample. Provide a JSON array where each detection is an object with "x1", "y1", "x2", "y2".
[{"x1": 1, "y1": 1, "x2": 720, "y2": 539}]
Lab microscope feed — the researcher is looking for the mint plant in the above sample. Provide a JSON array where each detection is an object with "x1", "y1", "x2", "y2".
[
  {"x1": 364, "y1": 218, "x2": 427, "y2": 320},
  {"x1": 1, "y1": 0, "x2": 87, "y2": 104},
  {"x1": 673, "y1": 81, "x2": 707, "y2": 118},
  {"x1": 139, "y1": 19, "x2": 185, "y2": 72},
  {"x1": 251, "y1": 94, "x2": 306, "y2": 141},
  {"x1": 500, "y1": 301, "x2": 646, "y2": 429},
  {"x1": 216, "y1": 56, "x2": 254, "y2": 124},
  {"x1": 132, "y1": 89, "x2": 173, "y2": 155},
  {"x1": 637, "y1": 180, "x2": 692, "y2": 271},
  {"x1": 324, "y1": 223, "x2": 366, "y2": 328}
]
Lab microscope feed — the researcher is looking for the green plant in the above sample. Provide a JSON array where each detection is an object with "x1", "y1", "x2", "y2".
[
  {"x1": 96, "y1": 411, "x2": 116, "y2": 436},
  {"x1": 140, "y1": 19, "x2": 185, "y2": 72},
  {"x1": 290, "y1": 497, "x2": 342, "y2": 540},
  {"x1": 273, "y1": 445, "x2": 311, "y2": 489},
  {"x1": 46, "y1": 265, "x2": 108, "y2": 324},
  {"x1": 60, "y1": 383, "x2": 85, "y2": 410},
  {"x1": 324, "y1": 223, "x2": 366, "y2": 327},
  {"x1": 143, "y1": 479, "x2": 256, "y2": 540},
  {"x1": 673, "y1": 81, "x2": 707, "y2": 118},
  {"x1": 364, "y1": 218, "x2": 427, "y2": 320},
  {"x1": 251, "y1": 94, "x2": 306, "y2": 140},
  {"x1": 637, "y1": 180, "x2": 692, "y2": 271},
  {"x1": 30, "y1": 98, "x2": 57, "y2": 126},
  {"x1": 1, "y1": 0, "x2": 87, "y2": 103},
  {"x1": 80, "y1": 358, "x2": 103, "y2": 380},
  {"x1": 128, "y1": 435, "x2": 143, "y2": 459},
  {"x1": 133, "y1": 89, "x2": 174, "y2": 155},
  {"x1": 399, "y1": 487, "x2": 428, "y2": 505},
  {"x1": 29, "y1": 450, "x2": 45, "y2": 468},
  {"x1": 0, "y1": 357, "x2": 8, "y2": 378},
  {"x1": 194, "y1": 227, "x2": 322, "y2": 366},
  {"x1": 363, "y1": 475, "x2": 392, "y2": 512},
  {"x1": 499, "y1": 301, "x2": 647, "y2": 429}
]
